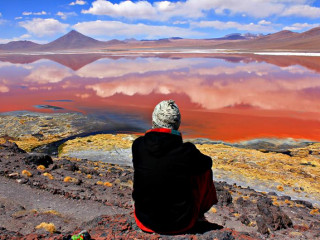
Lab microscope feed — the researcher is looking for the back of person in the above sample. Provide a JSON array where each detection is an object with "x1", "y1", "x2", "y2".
[{"x1": 132, "y1": 100, "x2": 217, "y2": 234}]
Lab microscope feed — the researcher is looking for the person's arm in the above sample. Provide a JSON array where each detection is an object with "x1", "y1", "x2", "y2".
[
  {"x1": 185, "y1": 142, "x2": 212, "y2": 174},
  {"x1": 132, "y1": 136, "x2": 142, "y2": 168}
]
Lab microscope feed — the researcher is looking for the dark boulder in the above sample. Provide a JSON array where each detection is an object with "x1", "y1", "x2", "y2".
[
  {"x1": 256, "y1": 197, "x2": 292, "y2": 234},
  {"x1": 256, "y1": 215, "x2": 269, "y2": 234},
  {"x1": 294, "y1": 199, "x2": 313, "y2": 209},
  {"x1": 216, "y1": 183, "x2": 233, "y2": 206},
  {"x1": 239, "y1": 214, "x2": 250, "y2": 226},
  {"x1": 235, "y1": 197, "x2": 251, "y2": 208},
  {"x1": 0, "y1": 141, "x2": 26, "y2": 154},
  {"x1": 25, "y1": 153, "x2": 53, "y2": 167}
]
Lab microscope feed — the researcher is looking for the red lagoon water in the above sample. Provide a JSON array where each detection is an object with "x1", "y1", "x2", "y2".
[{"x1": 1, "y1": 53, "x2": 320, "y2": 142}]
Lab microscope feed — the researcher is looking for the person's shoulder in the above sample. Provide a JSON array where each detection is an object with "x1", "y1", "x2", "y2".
[
  {"x1": 181, "y1": 141, "x2": 197, "y2": 151},
  {"x1": 133, "y1": 135, "x2": 144, "y2": 142},
  {"x1": 132, "y1": 135, "x2": 144, "y2": 146}
]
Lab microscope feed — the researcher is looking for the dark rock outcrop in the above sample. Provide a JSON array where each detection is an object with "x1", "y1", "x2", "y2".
[
  {"x1": 216, "y1": 183, "x2": 233, "y2": 206},
  {"x1": 0, "y1": 141, "x2": 26, "y2": 154},
  {"x1": 256, "y1": 197, "x2": 293, "y2": 234},
  {"x1": 25, "y1": 153, "x2": 53, "y2": 167}
]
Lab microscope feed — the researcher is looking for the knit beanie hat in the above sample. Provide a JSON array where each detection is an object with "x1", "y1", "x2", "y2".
[{"x1": 152, "y1": 100, "x2": 181, "y2": 130}]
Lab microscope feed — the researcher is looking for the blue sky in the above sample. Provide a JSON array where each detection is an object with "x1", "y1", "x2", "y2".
[{"x1": 0, "y1": 0, "x2": 320, "y2": 43}]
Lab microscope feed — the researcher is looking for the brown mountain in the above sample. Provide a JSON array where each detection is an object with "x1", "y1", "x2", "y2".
[
  {"x1": 214, "y1": 27, "x2": 320, "y2": 51},
  {"x1": 0, "y1": 40, "x2": 40, "y2": 51},
  {"x1": 36, "y1": 30, "x2": 106, "y2": 51},
  {"x1": 0, "y1": 30, "x2": 125, "y2": 52}
]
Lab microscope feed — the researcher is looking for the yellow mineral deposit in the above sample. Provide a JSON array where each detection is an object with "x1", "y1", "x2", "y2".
[
  {"x1": 104, "y1": 182, "x2": 112, "y2": 187},
  {"x1": 43, "y1": 172, "x2": 54, "y2": 180},
  {"x1": 64, "y1": 176, "x2": 77, "y2": 183},
  {"x1": 196, "y1": 143, "x2": 320, "y2": 199},
  {"x1": 14, "y1": 134, "x2": 66, "y2": 152},
  {"x1": 22, "y1": 169, "x2": 32, "y2": 177},
  {"x1": 310, "y1": 209, "x2": 319, "y2": 215},
  {"x1": 210, "y1": 207, "x2": 217, "y2": 213},
  {"x1": 35, "y1": 222, "x2": 56, "y2": 233},
  {"x1": 37, "y1": 165, "x2": 46, "y2": 170},
  {"x1": 43, "y1": 210, "x2": 62, "y2": 216},
  {"x1": 58, "y1": 134, "x2": 137, "y2": 156}
]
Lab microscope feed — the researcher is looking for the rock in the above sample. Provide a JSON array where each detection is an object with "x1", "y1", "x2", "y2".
[
  {"x1": 239, "y1": 214, "x2": 250, "y2": 226},
  {"x1": 16, "y1": 178, "x2": 28, "y2": 184},
  {"x1": 216, "y1": 184, "x2": 233, "y2": 206},
  {"x1": 278, "y1": 195, "x2": 291, "y2": 201},
  {"x1": 256, "y1": 197, "x2": 293, "y2": 233},
  {"x1": 293, "y1": 199, "x2": 313, "y2": 209},
  {"x1": 256, "y1": 215, "x2": 269, "y2": 234},
  {"x1": 1, "y1": 141, "x2": 26, "y2": 153},
  {"x1": 267, "y1": 192, "x2": 278, "y2": 196},
  {"x1": 25, "y1": 153, "x2": 53, "y2": 167},
  {"x1": 235, "y1": 197, "x2": 251, "y2": 208},
  {"x1": 309, "y1": 221, "x2": 320, "y2": 230},
  {"x1": 8, "y1": 172, "x2": 19, "y2": 179},
  {"x1": 61, "y1": 160, "x2": 79, "y2": 172}
]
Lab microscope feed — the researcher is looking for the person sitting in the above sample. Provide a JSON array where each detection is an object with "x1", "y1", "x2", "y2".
[{"x1": 132, "y1": 100, "x2": 218, "y2": 234}]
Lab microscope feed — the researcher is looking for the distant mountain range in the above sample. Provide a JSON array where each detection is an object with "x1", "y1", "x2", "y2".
[
  {"x1": 214, "y1": 27, "x2": 320, "y2": 51},
  {"x1": 0, "y1": 30, "x2": 125, "y2": 52},
  {"x1": 0, "y1": 27, "x2": 320, "y2": 52}
]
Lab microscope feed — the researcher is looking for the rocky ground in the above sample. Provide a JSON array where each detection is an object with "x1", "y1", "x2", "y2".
[{"x1": 1, "y1": 141, "x2": 320, "y2": 239}]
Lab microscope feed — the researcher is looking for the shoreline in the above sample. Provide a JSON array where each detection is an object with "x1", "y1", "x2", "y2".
[{"x1": 1, "y1": 49, "x2": 320, "y2": 56}]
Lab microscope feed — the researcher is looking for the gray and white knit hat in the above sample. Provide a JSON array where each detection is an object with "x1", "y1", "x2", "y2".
[{"x1": 152, "y1": 100, "x2": 181, "y2": 130}]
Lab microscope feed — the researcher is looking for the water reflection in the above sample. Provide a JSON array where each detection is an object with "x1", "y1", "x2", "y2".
[{"x1": 1, "y1": 54, "x2": 320, "y2": 141}]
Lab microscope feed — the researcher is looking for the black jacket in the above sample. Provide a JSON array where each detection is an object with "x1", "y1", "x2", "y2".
[{"x1": 132, "y1": 130, "x2": 212, "y2": 232}]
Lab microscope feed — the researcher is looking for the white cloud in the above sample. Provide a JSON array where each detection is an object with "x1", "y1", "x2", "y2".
[
  {"x1": 22, "y1": 12, "x2": 32, "y2": 16},
  {"x1": 81, "y1": 0, "x2": 211, "y2": 20},
  {"x1": 19, "y1": 34, "x2": 32, "y2": 39},
  {"x1": 70, "y1": 0, "x2": 87, "y2": 6},
  {"x1": 0, "y1": 84, "x2": 9, "y2": 93},
  {"x1": 15, "y1": 16, "x2": 23, "y2": 20},
  {"x1": 82, "y1": 1, "x2": 157, "y2": 20},
  {"x1": 173, "y1": 21, "x2": 188, "y2": 25},
  {"x1": 0, "y1": 12, "x2": 2, "y2": 17},
  {"x1": 73, "y1": 20, "x2": 203, "y2": 39},
  {"x1": 0, "y1": 34, "x2": 35, "y2": 43},
  {"x1": 258, "y1": 20, "x2": 271, "y2": 25},
  {"x1": 283, "y1": 23, "x2": 320, "y2": 31},
  {"x1": 76, "y1": 58, "x2": 204, "y2": 79},
  {"x1": 81, "y1": 0, "x2": 286, "y2": 20},
  {"x1": 19, "y1": 18, "x2": 69, "y2": 37},
  {"x1": 25, "y1": 65, "x2": 73, "y2": 84},
  {"x1": 85, "y1": 62, "x2": 320, "y2": 112},
  {"x1": 193, "y1": 20, "x2": 275, "y2": 33},
  {"x1": 56, "y1": 11, "x2": 77, "y2": 20},
  {"x1": 22, "y1": 11, "x2": 47, "y2": 16},
  {"x1": 281, "y1": 4, "x2": 320, "y2": 18},
  {"x1": 81, "y1": 0, "x2": 320, "y2": 21}
]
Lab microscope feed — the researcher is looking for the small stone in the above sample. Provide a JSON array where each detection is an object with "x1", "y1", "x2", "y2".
[
  {"x1": 16, "y1": 178, "x2": 28, "y2": 184},
  {"x1": 8, "y1": 172, "x2": 19, "y2": 178}
]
